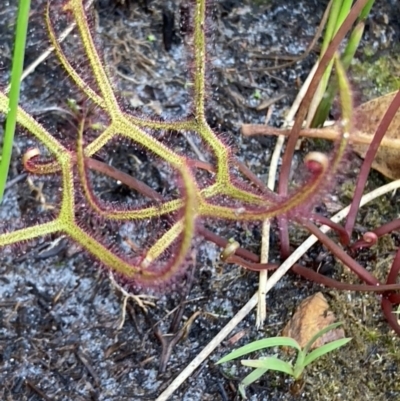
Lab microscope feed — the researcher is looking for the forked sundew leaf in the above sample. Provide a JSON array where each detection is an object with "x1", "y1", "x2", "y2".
[
  {"x1": 241, "y1": 357, "x2": 294, "y2": 376},
  {"x1": 216, "y1": 337, "x2": 301, "y2": 364}
]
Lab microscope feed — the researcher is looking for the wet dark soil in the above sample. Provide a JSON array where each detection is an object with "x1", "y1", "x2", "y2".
[{"x1": 1, "y1": 1, "x2": 400, "y2": 400}]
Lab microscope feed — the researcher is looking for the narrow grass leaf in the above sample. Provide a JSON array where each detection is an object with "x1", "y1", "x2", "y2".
[
  {"x1": 313, "y1": 0, "x2": 351, "y2": 119},
  {"x1": 302, "y1": 322, "x2": 344, "y2": 355},
  {"x1": 239, "y1": 367, "x2": 269, "y2": 399},
  {"x1": 313, "y1": 21, "x2": 364, "y2": 127},
  {"x1": 358, "y1": 0, "x2": 375, "y2": 21},
  {"x1": 241, "y1": 357, "x2": 293, "y2": 376},
  {"x1": 216, "y1": 337, "x2": 301, "y2": 364},
  {"x1": 341, "y1": 22, "x2": 364, "y2": 67},
  {"x1": 335, "y1": 0, "x2": 353, "y2": 36},
  {"x1": 321, "y1": 0, "x2": 342, "y2": 53},
  {"x1": 303, "y1": 337, "x2": 352, "y2": 367},
  {"x1": 311, "y1": 0, "x2": 369, "y2": 127}
]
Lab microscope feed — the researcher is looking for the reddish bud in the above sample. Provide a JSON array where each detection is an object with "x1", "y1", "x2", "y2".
[{"x1": 304, "y1": 152, "x2": 328, "y2": 174}]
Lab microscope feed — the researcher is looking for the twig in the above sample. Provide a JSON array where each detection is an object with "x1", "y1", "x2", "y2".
[
  {"x1": 155, "y1": 179, "x2": 400, "y2": 401},
  {"x1": 182, "y1": 132, "x2": 207, "y2": 162},
  {"x1": 25, "y1": 380, "x2": 53, "y2": 401},
  {"x1": 241, "y1": 124, "x2": 400, "y2": 149},
  {"x1": 76, "y1": 350, "x2": 100, "y2": 386},
  {"x1": 108, "y1": 272, "x2": 157, "y2": 330},
  {"x1": 4, "y1": 172, "x2": 27, "y2": 190},
  {"x1": 256, "y1": 104, "x2": 283, "y2": 328}
]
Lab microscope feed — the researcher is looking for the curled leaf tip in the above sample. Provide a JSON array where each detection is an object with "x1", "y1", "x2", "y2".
[
  {"x1": 220, "y1": 240, "x2": 240, "y2": 261},
  {"x1": 304, "y1": 152, "x2": 329, "y2": 174}
]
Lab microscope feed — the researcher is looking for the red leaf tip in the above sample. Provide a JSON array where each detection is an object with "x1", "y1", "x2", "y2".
[{"x1": 304, "y1": 152, "x2": 329, "y2": 174}]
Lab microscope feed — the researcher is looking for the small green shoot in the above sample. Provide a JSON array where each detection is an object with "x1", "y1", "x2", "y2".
[
  {"x1": 252, "y1": 89, "x2": 262, "y2": 100},
  {"x1": 216, "y1": 322, "x2": 351, "y2": 399}
]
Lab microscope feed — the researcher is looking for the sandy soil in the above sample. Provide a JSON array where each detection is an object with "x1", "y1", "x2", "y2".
[{"x1": 1, "y1": 1, "x2": 400, "y2": 400}]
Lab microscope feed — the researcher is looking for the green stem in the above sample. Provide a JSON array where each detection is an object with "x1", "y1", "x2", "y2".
[
  {"x1": 311, "y1": 0, "x2": 376, "y2": 127},
  {"x1": 0, "y1": 0, "x2": 31, "y2": 202}
]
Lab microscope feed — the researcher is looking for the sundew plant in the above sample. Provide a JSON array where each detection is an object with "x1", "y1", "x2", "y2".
[{"x1": 1, "y1": 0, "x2": 400, "y2": 333}]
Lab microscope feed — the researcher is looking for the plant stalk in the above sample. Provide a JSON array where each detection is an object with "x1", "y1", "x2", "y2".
[{"x1": 0, "y1": 0, "x2": 31, "y2": 202}]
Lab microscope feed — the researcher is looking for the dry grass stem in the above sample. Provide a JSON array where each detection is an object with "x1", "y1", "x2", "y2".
[{"x1": 257, "y1": 133, "x2": 285, "y2": 327}]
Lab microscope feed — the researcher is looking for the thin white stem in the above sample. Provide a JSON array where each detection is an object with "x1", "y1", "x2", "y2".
[{"x1": 257, "y1": 134, "x2": 285, "y2": 327}]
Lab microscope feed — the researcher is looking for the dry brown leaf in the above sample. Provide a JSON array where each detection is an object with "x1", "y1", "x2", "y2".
[
  {"x1": 242, "y1": 91, "x2": 400, "y2": 179},
  {"x1": 282, "y1": 292, "x2": 344, "y2": 351},
  {"x1": 352, "y1": 91, "x2": 400, "y2": 180}
]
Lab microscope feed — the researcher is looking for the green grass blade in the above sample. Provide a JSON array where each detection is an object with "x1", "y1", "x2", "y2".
[
  {"x1": 310, "y1": 84, "x2": 336, "y2": 127},
  {"x1": 335, "y1": 56, "x2": 353, "y2": 135},
  {"x1": 358, "y1": 0, "x2": 375, "y2": 21},
  {"x1": 241, "y1": 357, "x2": 294, "y2": 376},
  {"x1": 239, "y1": 367, "x2": 269, "y2": 399},
  {"x1": 303, "y1": 338, "x2": 352, "y2": 367},
  {"x1": 341, "y1": 21, "x2": 365, "y2": 68},
  {"x1": 216, "y1": 337, "x2": 301, "y2": 365},
  {"x1": 311, "y1": 0, "x2": 374, "y2": 128},
  {"x1": 293, "y1": 349, "x2": 306, "y2": 378},
  {"x1": 321, "y1": 0, "x2": 343, "y2": 54},
  {"x1": 0, "y1": 0, "x2": 31, "y2": 202},
  {"x1": 309, "y1": 0, "x2": 354, "y2": 127},
  {"x1": 334, "y1": 0, "x2": 353, "y2": 36},
  {"x1": 302, "y1": 322, "x2": 345, "y2": 355},
  {"x1": 311, "y1": 22, "x2": 364, "y2": 127}
]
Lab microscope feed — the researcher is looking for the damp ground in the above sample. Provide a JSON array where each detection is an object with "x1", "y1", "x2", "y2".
[{"x1": 0, "y1": 1, "x2": 400, "y2": 400}]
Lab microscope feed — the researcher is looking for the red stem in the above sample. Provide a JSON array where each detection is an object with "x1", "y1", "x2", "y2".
[
  {"x1": 345, "y1": 90, "x2": 400, "y2": 237},
  {"x1": 277, "y1": 0, "x2": 370, "y2": 252},
  {"x1": 309, "y1": 213, "x2": 350, "y2": 245},
  {"x1": 381, "y1": 297, "x2": 400, "y2": 336},
  {"x1": 87, "y1": 158, "x2": 163, "y2": 201},
  {"x1": 386, "y1": 247, "x2": 400, "y2": 294},
  {"x1": 224, "y1": 256, "x2": 400, "y2": 292},
  {"x1": 279, "y1": 0, "x2": 371, "y2": 197},
  {"x1": 352, "y1": 218, "x2": 400, "y2": 249},
  {"x1": 278, "y1": 216, "x2": 291, "y2": 258},
  {"x1": 302, "y1": 220, "x2": 379, "y2": 285}
]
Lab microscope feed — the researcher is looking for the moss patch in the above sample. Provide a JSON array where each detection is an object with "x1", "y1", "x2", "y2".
[{"x1": 351, "y1": 46, "x2": 400, "y2": 99}]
